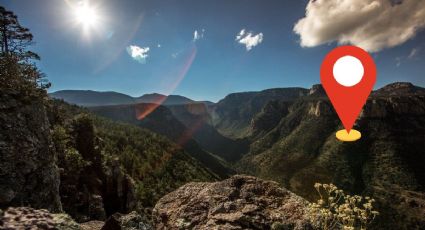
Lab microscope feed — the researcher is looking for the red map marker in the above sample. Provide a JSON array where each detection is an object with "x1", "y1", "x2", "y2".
[{"x1": 320, "y1": 45, "x2": 376, "y2": 142}]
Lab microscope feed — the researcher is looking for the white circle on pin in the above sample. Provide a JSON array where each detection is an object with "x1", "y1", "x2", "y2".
[{"x1": 333, "y1": 55, "x2": 364, "y2": 87}]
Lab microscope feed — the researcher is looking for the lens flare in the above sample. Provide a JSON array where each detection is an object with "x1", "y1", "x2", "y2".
[{"x1": 135, "y1": 45, "x2": 198, "y2": 122}]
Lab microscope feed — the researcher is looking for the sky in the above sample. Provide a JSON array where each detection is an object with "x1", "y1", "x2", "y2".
[{"x1": 2, "y1": 0, "x2": 425, "y2": 102}]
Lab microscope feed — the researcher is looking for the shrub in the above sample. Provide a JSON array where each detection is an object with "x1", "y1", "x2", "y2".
[{"x1": 308, "y1": 183, "x2": 379, "y2": 230}]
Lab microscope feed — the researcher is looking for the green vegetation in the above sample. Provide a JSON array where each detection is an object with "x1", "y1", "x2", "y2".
[
  {"x1": 49, "y1": 99, "x2": 217, "y2": 214},
  {"x1": 92, "y1": 111, "x2": 218, "y2": 207},
  {"x1": 0, "y1": 6, "x2": 49, "y2": 97}
]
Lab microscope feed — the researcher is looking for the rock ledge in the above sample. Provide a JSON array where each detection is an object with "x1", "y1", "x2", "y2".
[{"x1": 153, "y1": 175, "x2": 311, "y2": 229}]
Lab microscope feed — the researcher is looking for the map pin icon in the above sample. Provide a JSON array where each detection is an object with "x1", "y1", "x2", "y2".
[{"x1": 320, "y1": 45, "x2": 377, "y2": 142}]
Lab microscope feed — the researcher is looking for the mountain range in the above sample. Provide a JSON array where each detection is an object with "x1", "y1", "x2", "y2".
[
  {"x1": 48, "y1": 82, "x2": 425, "y2": 229},
  {"x1": 50, "y1": 90, "x2": 213, "y2": 107}
]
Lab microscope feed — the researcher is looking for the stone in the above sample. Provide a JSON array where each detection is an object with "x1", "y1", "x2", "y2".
[
  {"x1": 0, "y1": 207, "x2": 80, "y2": 230},
  {"x1": 0, "y1": 89, "x2": 61, "y2": 212},
  {"x1": 153, "y1": 175, "x2": 311, "y2": 229},
  {"x1": 101, "y1": 211, "x2": 152, "y2": 230}
]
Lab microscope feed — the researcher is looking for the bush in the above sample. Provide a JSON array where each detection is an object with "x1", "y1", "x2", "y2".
[{"x1": 308, "y1": 183, "x2": 379, "y2": 230}]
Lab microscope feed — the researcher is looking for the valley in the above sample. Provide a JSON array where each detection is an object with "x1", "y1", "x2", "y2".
[{"x1": 51, "y1": 82, "x2": 425, "y2": 229}]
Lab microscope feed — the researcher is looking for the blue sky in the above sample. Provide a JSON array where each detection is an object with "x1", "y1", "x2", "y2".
[{"x1": 2, "y1": 0, "x2": 425, "y2": 102}]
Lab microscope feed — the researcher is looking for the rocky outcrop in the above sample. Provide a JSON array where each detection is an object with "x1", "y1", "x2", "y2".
[
  {"x1": 153, "y1": 175, "x2": 311, "y2": 229},
  {"x1": 308, "y1": 84, "x2": 325, "y2": 97},
  {"x1": 0, "y1": 207, "x2": 80, "y2": 229},
  {"x1": 211, "y1": 88, "x2": 309, "y2": 139},
  {"x1": 0, "y1": 89, "x2": 61, "y2": 211},
  {"x1": 0, "y1": 207, "x2": 152, "y2": 230},
  {"x1": 101, "y1": 211, "x2": 151, "y2": 230},
  {"x1": 57, "y1": 115, "x2": 138, "y2": 222},
  {"x1": 372, "y1": 82, "x2": 425, "y2": 96},
  {"x1": 102, "y1": 159, "x2": 138, "y2": 217},
  {"x1": 307, "y1": 100, "x2": 333, "y2": 117},
  {"x1": 360, "y1": 95, "x2": 425, "y2": 119}
]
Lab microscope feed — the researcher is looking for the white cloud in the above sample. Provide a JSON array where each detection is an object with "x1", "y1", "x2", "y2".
[
  {"x1": 395, "y1": 47, "x2": 420, "y2": 67},
  {"x1": 193, "y1": 29, "x2": 205, "y2": 41},
  {"x1": 294, "y1": 0, "x2": 425, "y2": 52},
  {"x1": 235, "y1": 29, "x2": 264, "y2": 51},
  {"x1": 236, "y1": 29, "x2": 246, "y2": 40},
  {"x1": 157, "y1": 44, "x2": 161, "y2": 48},
  {"x1": 126, "y1": 45, "x2": 150, "y2": 64},
  {"x1": 408, "y1": 48, "x2": 420, "y2": 59}
]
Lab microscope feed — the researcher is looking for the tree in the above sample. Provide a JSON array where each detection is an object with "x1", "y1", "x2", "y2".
[
  {"x1": 0, "y1": 6, "x2": 49, "y2": 92},
  {"x1": 0, "y1": 6, "x2": 37, "y2": 58}
]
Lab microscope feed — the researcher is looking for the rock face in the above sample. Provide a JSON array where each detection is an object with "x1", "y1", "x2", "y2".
[
  {"x1": 153, "y1": 175, "x2": 311, "y2": 229},
  {"x1": 101, "y1": 211, "x2": 152, "y2": 230},
  {"x1": 372, "y1": 82, "x2": 425, "y2": 96},
  {"x1": 0, "y1": 207, "x2": 80, "y2": 230},
  {"x1": 211, "y1": 88, "x2": 309, "y2": 139},
  {"x1": 308, "y1": 84, "x2": 325, "y2": 97},
  {"x1": 0, "y1": 90, "x2": 61, "y2": 211},
  {"x1": 56, "y1": 114, "x2": 138, "y2": 222}
]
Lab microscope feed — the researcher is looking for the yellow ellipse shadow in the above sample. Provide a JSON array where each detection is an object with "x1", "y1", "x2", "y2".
[{"x1": 336, "y1": 129, "x2": 361, "y2": 142}]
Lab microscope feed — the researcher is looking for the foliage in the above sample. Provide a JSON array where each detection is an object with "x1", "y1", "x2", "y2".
[
  {"x1": 308, "y1": 183, "x2": 379, "y2": 230},
  {"x1": 92, "y1": 113, "x2": 217, "y2": 207},
  {"x1": 48, "y1": 99, "x2": 217, "y2": 214},
  {"x1": 1, "y1": 6, "x2": 36, "y2": 57},
  {"x1": 52, "y1": 125, "x2": 90, "y2": 174},
  {"x1": 0, "y1": 6, "x2": 49, "y2": 96}
]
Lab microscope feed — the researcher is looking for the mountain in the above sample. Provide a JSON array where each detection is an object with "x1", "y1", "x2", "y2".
[
  {"x1": 1, "y1": 84, "x2": 219, "y2": 222},
  {"x1": 210, "y1": 87, "x2": 310, "y2": 139},
  {"x1": 15, "y1": 81, "x2": 425, "y2": 229},
  {"x1": 166, "y1": 103, "x2": 249, "y2": 162},
  {"x1": 137, "y1": 93, "x2": 195, "y2": 105},
  {"x1": 372, "y1": 82, "x2": 425, "y2": 96},
  {"x1": 49, "y1": 90, "x2": 207, "y2": 107},
  {"x1": 89, "y1": 103, "x2": 234, "y2": 177},
  {"x1": 50, "y1": 90, "x2": 135, "y2": 106},
  {"x1": 47, "y1": 99, "x2": 219, "y2": 221},
  {"x1": 235, "y1": 83, "x2": 425, "y2": 229}
]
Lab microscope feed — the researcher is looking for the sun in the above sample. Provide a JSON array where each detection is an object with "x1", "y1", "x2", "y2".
[{"x1": 74, "y1": 2, "x2": 99, "y2": 29}]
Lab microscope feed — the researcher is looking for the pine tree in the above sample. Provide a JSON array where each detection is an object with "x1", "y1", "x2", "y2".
[
  {"x1": 0, "y1": 6, "x2": 49, "y2": 92},
  {"x1": 0, "y1": 6, "x2": 37, "y2": 59}
]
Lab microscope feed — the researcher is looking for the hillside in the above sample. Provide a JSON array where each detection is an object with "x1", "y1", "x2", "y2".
[
  {"x1": 48, "y1": 99, "x2": 219, "y2": 221},
  {"x1": 88, "y1": 103, "x2": 234, "y2": 177},
  {"x1": 236, "y1": 83, "x2": 425, "y2": 229},
  {"x1": 1, "y1": 86, "x2": 219, "y2": 223},
  {"x1": 210, "y1": 87, "x2": 310, "y2": 139},
  {"x1": 50, "y1": 90, "x2": 205, "y2": 107},
  {"x1": 50, "y1": 90, "x2": 135, "y2": 106},
  {"x1": 166, "y1": 103, "x2": 249, "y2": 162},
  {"x1": 137, "y1": 93, "x2": 195, "y2": 105},
  {"x1": 50, "y1": 83, "x2": 425, "y2": 228}
]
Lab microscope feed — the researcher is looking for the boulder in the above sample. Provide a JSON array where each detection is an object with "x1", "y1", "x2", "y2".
[
  {"x1": 101, "y1": 211, "x2": 152, "y2": 230},
  {"x1": 0, "y1": 207, "x2": 80, "y2": 230},
  {"x1": 153, "y1": 175, "x2": 311, "y2": 229}
]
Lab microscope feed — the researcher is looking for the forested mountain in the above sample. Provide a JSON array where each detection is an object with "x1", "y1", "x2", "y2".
[
  {"x1": 51, "y1": 82, "x2": 425, "y2": 229},
  {"x1": 50, "y1": 90, "x2": 204, "y2": 107},
  {"x1": 231, "y1": 83, "x2": 425, "y2": 229},
  {"x1": 89, "y1": 103, "x2": 234, "y2": 177},
  {"x1": 50, "y1": 90, "x2": 135, "y2": 106}
]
